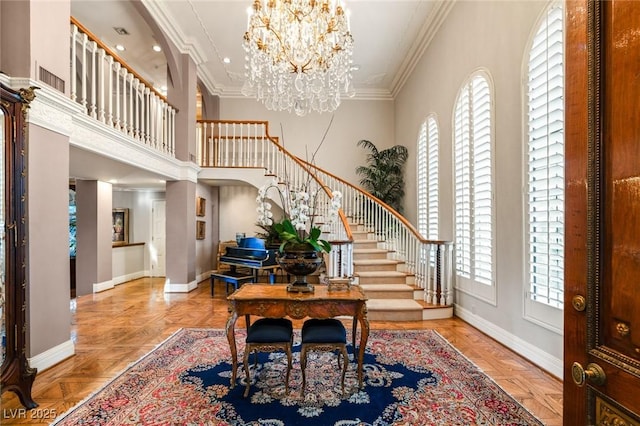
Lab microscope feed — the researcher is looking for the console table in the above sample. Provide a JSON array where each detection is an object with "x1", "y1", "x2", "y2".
[{"x1": 226, "y1": 284, "x2": 369, "y2": 389}]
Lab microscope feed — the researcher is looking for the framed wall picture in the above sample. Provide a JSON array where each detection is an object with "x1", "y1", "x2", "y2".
[
  {"x1": 196, "y1": 220, "x2": 206, "y2": 240},
  {"x1": 112, "y1": 208, "x2": 129, "y2": 246},
  {"x1": 196, "y1": 196, "x2": 206, "y2": 217}
]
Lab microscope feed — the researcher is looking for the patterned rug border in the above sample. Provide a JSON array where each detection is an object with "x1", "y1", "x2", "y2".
[
  {"x1": 51, "y1": 328, "x2": 187, "y2": 425},
  {"x1": 52, "y1": 327, "x2": 544, "y2": 425}
]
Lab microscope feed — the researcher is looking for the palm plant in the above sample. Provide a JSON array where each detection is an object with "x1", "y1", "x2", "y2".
[{"x1": 355, "y1": 139, "x2": 409, "y2": 214}]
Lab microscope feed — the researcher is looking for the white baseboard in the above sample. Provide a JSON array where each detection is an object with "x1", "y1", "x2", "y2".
[
  {"x1": 28, "y1": 339, "x2": 75, "y2": 372},
  {"x1": 93, "y1": 279, "x2": 114, "y2": 293},
  {"x1": 197, "y1": 271, "x2": 214, "y2": 284},
  {"x1": 113, "y1": 271, "x2": 146, "y2": 286},
  {"x1": 163, "y1": 278, "x2": 198, "y2": 293},
  {"x1": 454, "y1": 304, "x2": 563, "y2": 379}
]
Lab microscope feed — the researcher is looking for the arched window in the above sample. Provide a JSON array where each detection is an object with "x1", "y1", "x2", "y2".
[
  {"x1": 417, "y1": 115, "x2": 439, "y2": 239},
  {"x1": 454, "y1": 71, "x2": 494, "y2": 301},
  {"x1": 525, "y1": 1, "x2": 564, "y2": 324}
]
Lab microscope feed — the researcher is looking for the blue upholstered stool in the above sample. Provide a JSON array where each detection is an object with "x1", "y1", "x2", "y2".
[
  {"x1": 300, "y1": 318, "x2": 349, "y2": 395},
  {"x1": 243, "y1": 317, "x2": 293, "y2": 397}
]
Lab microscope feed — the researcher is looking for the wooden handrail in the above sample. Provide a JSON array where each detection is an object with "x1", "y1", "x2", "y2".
[
  {"x1": 70, "y1": 16, "x2": 174, "y2": 108},
  {"x1": 301, "y1": 159, "x2": 451, "y2": 246},
  {"x1": 259, "y1": 123, "x2": 354, "y2": 243}
]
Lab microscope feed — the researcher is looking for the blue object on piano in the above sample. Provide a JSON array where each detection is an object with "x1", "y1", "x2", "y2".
[{"x1": 219, "y1": 237, "x2": 278, "y2": 283}]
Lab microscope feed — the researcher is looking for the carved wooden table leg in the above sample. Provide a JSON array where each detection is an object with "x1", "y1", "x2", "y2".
[
  {"x1": 357, "y1": 305, "x2": 370, "y2": 389},
  {"x1": 225, "y1": 308, "x2": 239, "y2": 388}
]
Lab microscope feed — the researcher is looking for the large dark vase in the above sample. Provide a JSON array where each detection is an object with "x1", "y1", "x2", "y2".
[{"x1": 277, "y1": 245, "x2": 323, "y2": 293}]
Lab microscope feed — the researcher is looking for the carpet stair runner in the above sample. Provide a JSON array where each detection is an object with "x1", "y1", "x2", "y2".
[{"x1": 350, "y1": 224, "x2": 453, "y2": 322}]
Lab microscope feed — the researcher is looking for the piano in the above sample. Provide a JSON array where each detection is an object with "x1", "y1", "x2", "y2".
[{"x1": 219, "y1": 237, "x2": 279, "y2": 283}]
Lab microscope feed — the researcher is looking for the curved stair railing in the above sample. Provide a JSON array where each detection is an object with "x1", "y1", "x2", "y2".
[
  {"x1": 197, "y1": 120, "x2": 354, "y2": 279},
  {"x1": 302, "y1": 162, "x2": 454, "y2": 306},
  {"x1": 197, "y1": 120, "x2": 453, "y2": 306}
]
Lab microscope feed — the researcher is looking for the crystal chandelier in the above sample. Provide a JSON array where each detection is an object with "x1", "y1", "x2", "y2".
[{"x1": 242, "y1": 0, "x2": 355, "y2": 116}]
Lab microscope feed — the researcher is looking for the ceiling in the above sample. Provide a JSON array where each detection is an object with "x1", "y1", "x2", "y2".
[{"x1": 69, "y1": 0, "x2": 448, "y2": 189}]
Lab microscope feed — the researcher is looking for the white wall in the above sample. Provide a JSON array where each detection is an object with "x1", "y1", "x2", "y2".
[
  {"x1": 218, "y1": 185, "x2": 261, "y2": 242},
  {"x1": 395, "y1": 0, "x2": 563, "y2": 367},
  {"x1": 220, "y1": 98, "x2": 395, "y2": 184},
  {"x1": 112, "y1": 190, "x2": 165, "y2": 274},
  {"x1": 195, "y1": 183, "x2": 218, "y2": 278}
]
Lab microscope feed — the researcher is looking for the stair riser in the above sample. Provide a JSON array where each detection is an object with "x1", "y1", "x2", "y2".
[
  {"x1": 353, "y1": 241, "x2": 379, "y2": 249},
  {"x1": 353, "y1": 264, "x2": 398, "y2": 272},
  {"x1": 353, "y1": 252, "x2": 388, "y2": 260},
  {"x1": 363, "y1": 290, "x2": 413, "y2": 299},
  {"x1": 358, "y1": 276, "x2": 407, "y2": 285},
  {"x1": 366, "y1": 310, "x2": 423, "y2": 322}
]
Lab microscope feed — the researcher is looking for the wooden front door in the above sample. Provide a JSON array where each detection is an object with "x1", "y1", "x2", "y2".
[{"x1": 565, "y1": 0, "x2": 640, "y2": 423}]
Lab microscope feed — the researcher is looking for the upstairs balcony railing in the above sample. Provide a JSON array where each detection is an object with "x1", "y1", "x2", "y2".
[
  {"x1": 197, "y1": 120, "x2": 353, "y2": 279},
  {"x1": 70, "y1": 18, "x2": 176, "y2": 157},
  {"x1": 197, "y1": 120, "x2": 454, "y2": 306}
]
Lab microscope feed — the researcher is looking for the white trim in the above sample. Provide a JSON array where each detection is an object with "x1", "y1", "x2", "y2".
[
  {"x1": 93, "y1": 279, "x2": 114, "y2": 293},
  {"x1": 163, "y1": 278, "x2": 198, "y2": 293},
  {"x1": 113, "y1": 271, "x2": 146, "y2": 286},
  {"x1": 390, "y1": 0, "x2": 456, "y2": 98},
  {"x1": 196, "y1": 271, "x2": 214, "y2": 285},
  {"x1": 28, "y1": 339, "x2": 75, "y2": 372},
  {"x1": 455, "y1": 304, "x2": 563, "y2": 379}
]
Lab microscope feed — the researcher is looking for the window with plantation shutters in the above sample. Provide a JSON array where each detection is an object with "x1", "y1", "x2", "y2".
[
  {"x1": 525, "y1": 1, "x2": 564, "y2": 325},
  {"x1": 417, "y1": 115, "x2": 439, "y2": 240},
  {"x1": 454, "y1": 72, "x2": 494, "y2": 301}
]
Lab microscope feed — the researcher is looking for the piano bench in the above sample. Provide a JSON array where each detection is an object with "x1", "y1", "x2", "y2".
[{"x1": 210, "y1": 272, "x2": 255, "y2": 297}]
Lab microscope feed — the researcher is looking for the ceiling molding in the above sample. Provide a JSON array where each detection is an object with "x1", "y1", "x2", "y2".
[
  {"x1": 142, "y1": 0, "x2": 208, "y2": 66},
  {"x1": 390, "y1": 0, "x2": 456, "y2": 98}
]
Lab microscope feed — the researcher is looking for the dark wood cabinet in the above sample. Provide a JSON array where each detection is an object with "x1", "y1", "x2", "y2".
[{"x1": 0, "y1": 82, "x2": 37, "y2": 408}]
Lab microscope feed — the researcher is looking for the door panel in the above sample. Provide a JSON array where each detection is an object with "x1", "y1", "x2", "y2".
[
  {"x1": 151, "y1": 200, "x2": 166, "y2": 277},
  {"x1": 565, "y1": 0, "x2": 640, "y2": 423}
]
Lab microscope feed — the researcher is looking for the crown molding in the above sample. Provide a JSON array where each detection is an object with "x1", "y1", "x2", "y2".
[
  {"x1": 142, "y1": 0, "x2": 207, "y2": 66},
  {"x1": 390, "y1": 0, "x2": 457, "y2": 98}
]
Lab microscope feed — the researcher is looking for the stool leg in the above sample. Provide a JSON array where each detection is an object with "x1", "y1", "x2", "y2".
[
  {"x1": 243, "y1": 346, "x2": 252, "y2": 397},
  {"x1": 340, "y1": 345, "x2": 349, "y2": 395},
  {"x1": 300, "y1": 345, "x2": 308, "y2": 396},
  {"x1": 285, "y1": 345, "x2": 292, "y2": 394}
]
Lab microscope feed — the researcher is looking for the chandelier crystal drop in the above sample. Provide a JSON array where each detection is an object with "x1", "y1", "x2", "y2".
[{"x1": 242, "y1": 0, "x2": 355, "y2": 116}]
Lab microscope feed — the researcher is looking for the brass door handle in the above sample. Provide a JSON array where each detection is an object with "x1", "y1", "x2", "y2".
[{"x1": 572, "y1": 362, "x2": 606, "y2": 387}]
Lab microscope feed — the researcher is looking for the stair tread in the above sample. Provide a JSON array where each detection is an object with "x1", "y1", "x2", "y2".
[
  {"x1": 353, "y1": 259, "x2": 400, "y2": 265},
  {"x1": 360, "y1": 284, "x2": 413, "y2": 290},
  {"x1": 353, "y1": 248, "x2": 388, "y2": 252},
  {"x1": 356, "y1": 271, "x2": 406, "y2": 277},
  {"x1": 366, "y1": 299, "x2": 423, "y2": 311}
]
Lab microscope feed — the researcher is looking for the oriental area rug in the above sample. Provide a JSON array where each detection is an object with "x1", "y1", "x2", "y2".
[{"x1": 52, "y1": 328, "x2": 543, "y2": 425}]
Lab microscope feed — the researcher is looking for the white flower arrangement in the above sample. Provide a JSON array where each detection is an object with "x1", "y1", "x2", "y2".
[{"x1": 256, "y1": 178, "x2": 342, "y2": 253}]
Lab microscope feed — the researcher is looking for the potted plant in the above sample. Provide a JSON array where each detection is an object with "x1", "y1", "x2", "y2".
[
  {"x1": 256, "y1": 178, "x2": 342, "y2": 292},
  {"x1": 355, "y1": 139, "x2": 409, "y2": 214}
]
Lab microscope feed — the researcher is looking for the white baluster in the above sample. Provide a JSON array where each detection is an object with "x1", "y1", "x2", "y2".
[
  {"x1": 114, "y1": 62, "x2": 121, "y2": 129},
  {"x1": 70, "y1": 24, "x2": 78, "y2": 102},
  {"x1": 170, "y1": 108, "x2": 176, "y2": 156},
  {"x1": 98, "y1": 48, "x2": 106, "y2": 123},
  {"x1": 81, "y1": 33, "x2": 88, "y2": 111},
  {"x1": 127, "y1": 73, "x2": 134, "y2": 136},
  {"x1": 89, "y1": 41, "x2": 97, "y2": 118},
  {"x1": 133, "y1": 79, "x2": 140, "y2": 140},
  {"x1": 107, "y1": 56, "x2": 114, "y2": 125},
  {"x1": 121, "y1": 67, "x2": 128, "y2": 132}
]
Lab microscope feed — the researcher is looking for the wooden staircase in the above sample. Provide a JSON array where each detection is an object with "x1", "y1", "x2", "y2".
[{"x1": 350, "y1": 225, "x2": 453, "y2": 322}]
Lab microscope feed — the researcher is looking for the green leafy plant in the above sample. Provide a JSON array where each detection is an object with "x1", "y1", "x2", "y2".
[
  {"x1": 355, "y1": 139, "x2": 409, "y2": 214},
  {"x1": 273, "y1": 218, "x2": 332, "y2": 253}
]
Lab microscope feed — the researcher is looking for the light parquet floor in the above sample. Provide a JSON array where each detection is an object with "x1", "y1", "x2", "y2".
[{"x1": 1, "y1": 277, "x2": 563, "y2": 425}]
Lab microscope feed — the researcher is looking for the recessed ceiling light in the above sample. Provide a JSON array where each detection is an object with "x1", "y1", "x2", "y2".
[
  {"x1": 116, "y1": 44, "x2": 125, "y2": 52},
  {"x1": 152, "y1": 45, "x2": 162, "y2": 52},
  {"x1": 351, "y1": 64, "x2": 360, "y2": 71},
  {"x1": 223, "y1": 57, "x2": 231, "y2": 64}
]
